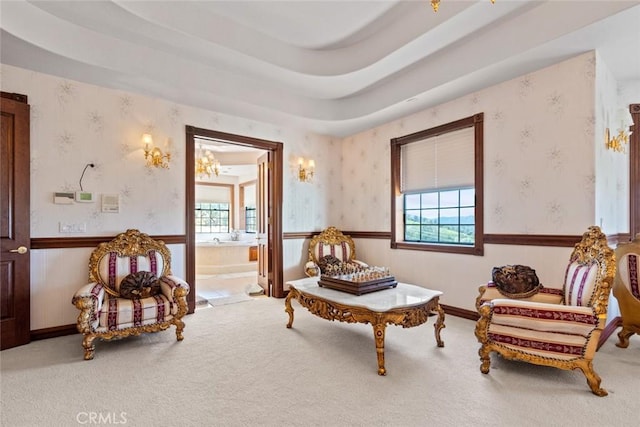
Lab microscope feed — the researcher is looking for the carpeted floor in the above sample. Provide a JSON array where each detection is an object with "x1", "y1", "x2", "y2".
[{"x1": 1, "y1": 297, "x2": 639, "y2": 427}]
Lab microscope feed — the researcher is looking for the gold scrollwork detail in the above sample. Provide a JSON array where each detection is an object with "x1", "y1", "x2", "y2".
[{"x1": 308, "y1": 226, "x2": 357, "y2": 264}]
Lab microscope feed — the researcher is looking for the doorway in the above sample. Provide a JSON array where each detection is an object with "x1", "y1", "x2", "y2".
[
  {"x1": 193, "y1": 151, "x2": 263, "y2": 307},
  {"x1": 185, "y1": 126, "x2": 284, "y2": 313}
]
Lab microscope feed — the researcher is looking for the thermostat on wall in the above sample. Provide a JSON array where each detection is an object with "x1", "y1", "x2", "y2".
[{"x1": 75, "y1": 191, "x2": 95, "y2": 203}]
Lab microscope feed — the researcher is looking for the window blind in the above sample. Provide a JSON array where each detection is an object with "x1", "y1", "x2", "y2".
[{"x1": 401, "y1": 126, "x2": 474, "y2": 193}]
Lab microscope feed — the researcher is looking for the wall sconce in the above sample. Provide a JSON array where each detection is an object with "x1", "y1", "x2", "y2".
[
  {"x1": 195, "y1": 144, "x2": 220, "y2": 178},
  {"x1": 606, "y1": 108, "x2": 634, "y2": 153},
  {"x1": 143, "y1": 133, "x2": 171, "y2": 168},
  {"x1": 298, "y1": 157, "x2": 315, "y2": 183}
]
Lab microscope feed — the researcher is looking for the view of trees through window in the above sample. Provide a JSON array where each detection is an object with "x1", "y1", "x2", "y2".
[
  {"x1": 245, "y1": 206, "x2": 256, "y2": 233},
  {"x1": 404, "y1": 188, "x2": 475, "y2": 244},
  {"x1": 195, "y1": 202, "x2": 230, "y2": 233}
]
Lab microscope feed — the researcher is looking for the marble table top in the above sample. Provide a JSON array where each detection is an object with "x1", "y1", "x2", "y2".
[{"x1": 286, "y1": 277, "x2": 443, "y2": 312}]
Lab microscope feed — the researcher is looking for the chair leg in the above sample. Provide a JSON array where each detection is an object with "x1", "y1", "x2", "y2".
[
  {"x1": 175, "y1": 319, "x2": 185, "y2": 341},
  {"x1": 616, "y1": 327, "x2": 634, "y2": 348},
  {"x1": 478, "y1": 345, "x2": 491, "y2": 374},
  {"x1": 576, "y1": 360, "x2": 607, "y2": 397},
  {"x1": 83, "y1": 335, "x2": 96, "y2": 360}
]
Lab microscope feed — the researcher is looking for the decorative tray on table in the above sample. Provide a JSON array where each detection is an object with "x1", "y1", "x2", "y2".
[{"x1": 318, "y1": 267, "x2": 397, "y2": 295}]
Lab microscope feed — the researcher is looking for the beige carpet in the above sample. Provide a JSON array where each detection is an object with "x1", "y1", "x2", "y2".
[{"x1": 1, "y1": 297, "x2": 639, "y2": 427}]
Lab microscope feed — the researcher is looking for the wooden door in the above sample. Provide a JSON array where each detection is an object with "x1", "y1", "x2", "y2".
[
  {"x1": 257, "y1": 152, "x2": 271, "y2": 296},
  {"x1": 1, "y1": 92, "x2": 31, "y2": 350}
]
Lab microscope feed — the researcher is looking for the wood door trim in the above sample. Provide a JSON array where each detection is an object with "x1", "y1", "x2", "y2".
[
  {"x1": 186, "y1": 126, "x2": 284, "y2": 310},
  {"x1": 1, "y1": 92, "x2": 28, "y2": 103},
  {"x1": 630, "y1": 104, "x2": 639, "y2": 237}
]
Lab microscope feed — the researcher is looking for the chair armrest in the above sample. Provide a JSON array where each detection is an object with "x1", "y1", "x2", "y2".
[
  {"x1": 476, "y1": 282, "x2": 564, "y2": 311},
  {"x1": 352, "y1": 259, "x2": 368, "y2": 268},
  {"x1": 159, "y1": 275, "x2": 190, "y2": 300},
  {"x1": 305, "y1": 261, "x2": 320, "y2": 277},
  {"x1": 72, "y1": 282, "x2": 105, "y2": 309},
  {"x1": 71, "y1": 282, "x2": 105, "y2": 333},
  {"x1": 487, "y1": 298, "x2": 601, "y2": 336}
]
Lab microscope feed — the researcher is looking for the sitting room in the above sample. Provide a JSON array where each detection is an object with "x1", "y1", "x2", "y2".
[{"x1": 1, "y1": 1, "x2": 639, "y2": 426}]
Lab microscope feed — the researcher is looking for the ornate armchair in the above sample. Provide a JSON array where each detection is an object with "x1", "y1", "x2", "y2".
[
  {"x1": 71, "y1": 229, "x2": 190, "y2": 360},
  {"x1": 613, "y1": 233, "x2": 640, "y2": 348},
  {"x1": 475, "y1": 226, "x2": 615, "y2": 396},
  {"x1": 304, "y1": 226, "x2": 368, "y2": 277}
]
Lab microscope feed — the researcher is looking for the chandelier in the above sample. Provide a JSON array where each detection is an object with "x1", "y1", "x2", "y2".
[
  {"x1": 430, "y1": 0, "x2": 495, "y2": 12},
  {"x1": 195, "y1": 144, "x2": 220, "y2": 178}
]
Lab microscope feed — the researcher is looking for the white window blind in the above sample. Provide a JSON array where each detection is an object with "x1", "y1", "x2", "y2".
[
  {"x1": 195, "y1": 185, "x2": 230, "y2": 203},
  {"x1": 401, "y1": 127, "x2": 474, "y2": 193}
]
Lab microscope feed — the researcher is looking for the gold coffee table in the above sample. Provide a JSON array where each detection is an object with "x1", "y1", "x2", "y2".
[{"x1": 285, "y1": 277, "x2": 445, "y2": 375}]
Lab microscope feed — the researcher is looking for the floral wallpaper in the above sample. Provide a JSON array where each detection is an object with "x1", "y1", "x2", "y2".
[
  {"x1": 341, "y1": 51, "x2": 606, "y2": 235},
  {"x1": 0, "y1": 64, "x2": 340, "y2": 238}
]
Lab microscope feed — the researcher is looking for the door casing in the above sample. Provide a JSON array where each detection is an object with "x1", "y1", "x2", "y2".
[{"x1": 185, "y1": 126, "x2": 284, "y2": 312}]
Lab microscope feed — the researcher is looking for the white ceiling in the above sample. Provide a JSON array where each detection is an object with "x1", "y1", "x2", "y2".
[{"x1": 1, "y1": 1, "x2": 639, "y2": 138}]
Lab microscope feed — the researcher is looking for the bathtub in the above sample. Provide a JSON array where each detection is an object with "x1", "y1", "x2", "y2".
[{"x1": 196, "y1": 240, "x2": 258, "y2": 274}]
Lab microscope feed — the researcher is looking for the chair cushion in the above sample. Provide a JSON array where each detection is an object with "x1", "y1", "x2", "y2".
[
  {"x1": 97, "y1": 250, "x2": 166, "y2": 294},
  {"x1": 618, "y1": 253, "x2": 640, "y2": 300},
  {"x1": 119, "y1": 271, "x2": 160, "y2": 299},
  {"x1": 489, "y1": 299, "x2": 598, "y2": 336},
  {"x1": 564, "y1": 261, "x2": 598, "y2": 306},
  {"x1": 98, "y1": 294, "x2": 175, "y2": 331}
]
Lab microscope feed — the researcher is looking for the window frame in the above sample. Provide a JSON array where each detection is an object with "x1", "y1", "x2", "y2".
[
  {"x1": 195, "y1": 182, "x2": 235, "y2": 234},
  {"x1": 195, "y1": 202, "x2": 231, "y2": 233},
  {"x1": 245, "y1": 206, "x2": 257, "y2": 233},
  {"x1": 403, "y1": 187, "x2": 476, "y2": 245},
  {"x1": 390, "y1": 113, "x2": 484, "y2": 255}
]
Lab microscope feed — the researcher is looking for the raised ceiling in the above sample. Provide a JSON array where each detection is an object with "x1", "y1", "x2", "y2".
[{"x1": 1, "y1": 1, "x2": 639, "y2": 137}]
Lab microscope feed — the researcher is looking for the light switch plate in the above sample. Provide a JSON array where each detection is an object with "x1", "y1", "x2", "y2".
[{"x1": 59, "y1": 222, "x2": 87, "y2": 233}]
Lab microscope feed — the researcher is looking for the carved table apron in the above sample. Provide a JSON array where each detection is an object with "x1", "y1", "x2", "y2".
[{"x1": 285, "y1": 278, "x2": 445, "y2": 375}]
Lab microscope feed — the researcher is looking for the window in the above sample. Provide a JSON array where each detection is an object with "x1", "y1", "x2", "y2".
[
  {"x1": 391, "y1": 113, "x2": 484, "y2": 255},
  {"x1": 195, "y1": 203, "x2": 230, "y2": 233},
  {"x1": 245, "y1": 206, "x2": 257, "y2": 233},
  {"x1": 404, "y1": 188, "x2": 475, "y2": 244}
]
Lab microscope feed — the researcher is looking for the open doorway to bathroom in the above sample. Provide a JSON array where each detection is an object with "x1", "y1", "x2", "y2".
[
  {"x1": 193, "y1": 154, "x2": 265, "y2": 308},
  {"x1": 185, "y1": 126, "x2": 284, "y2": 313}
]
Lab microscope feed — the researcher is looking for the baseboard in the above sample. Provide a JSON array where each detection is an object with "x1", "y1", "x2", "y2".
[
  {"x1": 440, "y1": 304, "x2": 479, "y2": 321},
  {"x1": 31, "y1": 324, "x2": 78, "y2": 341}
]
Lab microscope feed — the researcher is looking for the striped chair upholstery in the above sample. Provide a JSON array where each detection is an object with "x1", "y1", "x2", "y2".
[
  {"x1": 612, "y1": 233, "x2": 640, "y2": 348},
  {"x1": 305, "y1": 226, "x2": 368, "y2": 277},
  {"x1": 72, "y1": 229, "x2": 190, "y2": 360},
  {"x1": 475, "y1": 226, "x2": 615, "y2": 396}
]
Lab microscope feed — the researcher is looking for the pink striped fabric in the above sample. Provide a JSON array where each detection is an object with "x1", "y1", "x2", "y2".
[
  {"x1": 108, "y1": 253, "x2": 118, "y2": 289},
  {"x1": 101, "y1": 294, "x2": 173, "y2": 331},
  {"x1": 488, "y1": 332, "x2": 584, "y2": 356},
  {"x1": 107, "y1": 298, "x2": 118, "y2": 330},
  {"x1": 492, "y1": 305, "x2": 596, "y2": 325},
  {"x1": 564, "y1": 262, "x2": 597, "y2": 306},
  {"x1": 316, "y1": 242, "x2": 351, "y2": 262},
  {"x1": 629, "y1": 254, "x2": 639, "y2": 299},
  {"x1": 149, "y1": 250, "x2": 157, "y2": 276}
]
